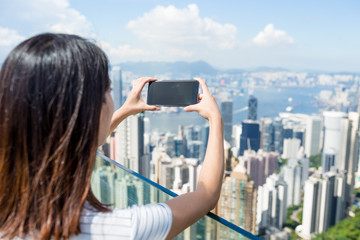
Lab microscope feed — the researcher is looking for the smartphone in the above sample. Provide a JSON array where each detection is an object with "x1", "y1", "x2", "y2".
[{"x1": 147, "y1": 80, "x2": 199, "y2": 107}]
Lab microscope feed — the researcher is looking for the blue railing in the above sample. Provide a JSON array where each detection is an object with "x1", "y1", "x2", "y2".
[{"x1": 93, "y1": 152, "x2": 262, "y2": 240}]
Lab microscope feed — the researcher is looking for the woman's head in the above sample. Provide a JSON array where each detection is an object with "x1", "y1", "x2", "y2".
[{"x1": 0, "y1": 33, "x2": 111, "y2": 239}]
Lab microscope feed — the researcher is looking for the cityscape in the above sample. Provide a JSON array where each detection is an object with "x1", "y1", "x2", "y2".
[
  {"x1": 1, "y1": 1, "x2": 359, "y2": 239},
  {"x1": 97, "y1": 64, "x2": 360, "y2": 240}
]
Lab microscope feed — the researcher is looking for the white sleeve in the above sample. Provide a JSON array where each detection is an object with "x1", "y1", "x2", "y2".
[{"x1": 131, "y1": 203, "x2": 173, "y2": 240}]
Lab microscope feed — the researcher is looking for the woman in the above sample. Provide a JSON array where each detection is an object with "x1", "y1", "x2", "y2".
[{"x1": 0, "y1": 33, "x2": 224, "y2": 240}]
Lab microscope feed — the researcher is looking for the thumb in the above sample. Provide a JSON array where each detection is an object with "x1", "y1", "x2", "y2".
[
  {"x1": 184, "y1": 104, "x2": 198, "y2": 112},
  {"x1": 145, "y1": 105, "x2": 160, "y2": 111}
]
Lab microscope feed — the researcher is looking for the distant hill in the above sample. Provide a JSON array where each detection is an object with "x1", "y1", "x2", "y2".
[
  {"x1": 116, "y1": 60, "x2": 219, "y2": 75},
  {"x1": 114, "y1": 61, "x2": 334, "y2": 75}
]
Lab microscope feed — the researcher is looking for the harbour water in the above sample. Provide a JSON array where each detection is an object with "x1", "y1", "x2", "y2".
[{"x1": 145, "y1": 86, "x2": 333, "y2": 134}]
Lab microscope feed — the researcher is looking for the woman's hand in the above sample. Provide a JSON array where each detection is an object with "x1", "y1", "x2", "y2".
[
  {"x1": 122, "y1": 77, "x2": 160, "y2": 115},
  {"x1": 184, "y1": 78, "x2": 221, "y2": 122},
  {"x1": 108, "y1": 77, "x2": 159, "y2": 135}
]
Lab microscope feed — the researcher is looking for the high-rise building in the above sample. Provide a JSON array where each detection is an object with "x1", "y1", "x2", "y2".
[
  {"x1": 261, "y1": 118, "x2": 274, "y2": 152},
  {"x1": 216, "y1": 166, "x2": 257, "y2": 235},
  {"x1": 221, "y1": 101, "x2": 233, "y2": 144},
  {"x1": 293, "y1": 126, "x2": 305, "y2": 146},
  {"x1": 150, "y1": 148, "x2": 199, "y2": 194},
  {"x1": 172, "y1": 157, "x2": 199, "y2": 194},
  {"x1": 232, "y1": 124, "x2": 242, "y2": 156},
  {"x1": 282, "y1": 158, "x2": 309, "y2": 207},
  {"x1": 200, "y1": 124, "x2": 209, "y2": 161},
  {"x1": 283, "y1": 126, "x2": 293, "y2": 139},
  {"x1": 321, "y1": 111, "x2": 358, "y2": 210},
  {"x1": 256, "y1": 174, "x2": 287, "y2": 234},
  {"x1": 114, "y1": 113, "x2": 147, "y2": 176},
  {"x1": 92, "y1": 165, "x2": 116, "y2": 205},
  {"x1": 243, "y1": 150, "x2": 278, "y2": 188},
  {"x1": 301, "y1": 171, "x2": 346, "y2": 238},
  {"x1": 322, "y1": 148, "x2": 336, "y2": 172},
  {"x1": 321, "y1": 111, "x2": 346, "y2": 172},
  {"x1": 305, "y1": 116, "x2": 322, "y2": 157},
  {"x1": 165, "y1": 133, "x2": 176, "y2": 158},
  {"x1": 344, "y1": 112, "x2": 359, "y2": 209},
  {"x1": 174, "y1": 138, "x2": 184, "y2": 157},
  {"x1": 187, "y1": 140, "x2": 204, "y2": 160},
  {"x1": 239, "y1": 120, "x2": 261, "y2": 156},
  {"x1": 282, "y1": 138, "x2": 301, "y2": 159},
  {"x1": 274, "y1": 118, "x2": 284, "y2": 154},
  {"x1": 110, "y1": 66, "x2": 123, "y2": 110},
  {"x1": 150, "y1": 147, "x2": 172, "y2": 187},
  {"x1": 301, "y1": 177, "x2": 320, "y2": 239},
  {"x1": 248, "y1": 95, "x2": 258, "y2": 121}
]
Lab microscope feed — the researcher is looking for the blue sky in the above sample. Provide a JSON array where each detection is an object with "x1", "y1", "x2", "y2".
[{"x1": 0, "y1": 0, "x2": 359, "y2": 72}]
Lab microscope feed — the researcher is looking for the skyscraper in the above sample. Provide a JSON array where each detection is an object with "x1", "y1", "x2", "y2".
[
  {"x1": 283, "y1": 126, "x2": 293, "y2": 139},
  {"x1": 248, "y1": 95, "x2": 257, "y2": 121},
  {"x1": 282, "y1": 158, "x2": 309, "y2": 207},
  {"x1": 217, "y1": 167, "x2": 257, "y2": 235},
  {"x1": 110, "y1": 66, "x2": 123, "y2": 110},
  {"x1": 114, "y1": 112, "x2": 147, "y2": 176},
  {"x1": 301, "y1": 177, "x2": 320, "y2": 239},
  {"x1": 261, "y1": 118, "x2": 274, "y2": 152},
  {"x1": 347, "y1": 112, "x2": 360, "y2": 208},
  {"x1": 221, "y1": 101, "x2": 233, "y2": 144},
  {"x1": 282, "y1": 138, "x2": 301, "y2": 159},
  {"x1": 239, "y1": 120, "x2": 261, "y2": 156},
  {"x1": 243, "y1": 150, "x2": 278, "y2": 188},
  {"x1": 321, "y1": 111, "x2": 345, "y2": 172},
  {"x1": 274, "y1": 118, "x2": 284, "y2": 154},
  {"x1": 301, "y1": 171, "x2": 346, "y2": 238},
  {"x1": 256, "y1": 174, "x2": 287, "y2": 233},
  {"x1": 305, "y1": 116, "x2": 322, "y2": 157}
]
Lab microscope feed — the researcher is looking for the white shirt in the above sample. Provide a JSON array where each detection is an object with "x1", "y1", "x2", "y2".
[{"x1": 71, "y1": 203, "x2": 173, "y2": 240}]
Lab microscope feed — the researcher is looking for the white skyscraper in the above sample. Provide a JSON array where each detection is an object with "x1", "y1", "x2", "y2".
[
  {"x1": 110, "y1": 66, "x2": 123, "y2": 110},
  {"x1": 282, "y1": 157, "x2": 309, "y2": 207},
  {"x1": 346, "y1": 112, "x2": 360, "y2": 208},
  {"x1": 322, "y1": 111, "x2": 358, "y2": 209},
  {"x1": 322, "y1": 111, "x2": 346, "y2": 172},
  {"x1": 301, "y1": 171, "x2": 346, "y2": 238},
  {"x1": 256, "y1": 174, "x2": 287, "y2": 233},
  {"x1": 301, "y1": 177, "x2": 320, "y2": 239},
  {"x1": 305, "y1": 116, "x2": 322, "y2": 157},
  {"x1": 282, "y1": 138, "x2": 301, "y2": 159},
  {"x1": 114, "y1": 113, "x2": 146, "y2": 175}
]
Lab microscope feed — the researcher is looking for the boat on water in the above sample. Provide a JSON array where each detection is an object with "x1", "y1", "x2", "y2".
[{"x1": 286, "y1": 106, "x2": 293, "y2": 112}]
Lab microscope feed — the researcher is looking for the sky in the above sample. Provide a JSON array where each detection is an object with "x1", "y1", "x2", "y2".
[{"x1": 0, "y1": 0, "x2": 359, "y2": 72}]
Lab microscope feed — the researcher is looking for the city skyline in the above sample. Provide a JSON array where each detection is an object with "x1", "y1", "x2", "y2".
[
  {"x1": 0, "y1": 0, "x2": 359, "y2": 72},
  {"x1": 96, "y1": 63, "x2": 360, "y2": 239}
]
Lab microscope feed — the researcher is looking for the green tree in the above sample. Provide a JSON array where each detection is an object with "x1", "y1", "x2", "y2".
[
  {"x1": 313, "y1": 212, "x2": 360, "y2": 240},
  {"x1": 309, "y1": 153, "x2": 322, "y2": 169}
]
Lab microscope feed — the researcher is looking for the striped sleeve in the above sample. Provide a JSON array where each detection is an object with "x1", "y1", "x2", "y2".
[
  {"x1": 131, "y1": 203, "x2": 173, "y2": 240},
  {"x1": 74, "y1": 203, "x2": 172, "y2": 240}
]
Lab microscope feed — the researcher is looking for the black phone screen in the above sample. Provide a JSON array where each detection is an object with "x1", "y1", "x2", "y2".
[{"x1": 147, "y1": 80, "x2": 199, "y2": 107}]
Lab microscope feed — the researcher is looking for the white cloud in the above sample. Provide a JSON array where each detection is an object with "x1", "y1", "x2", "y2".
[
  {"x1": 48, "y1": 8, "x2": 95, "y2": 38},
  {"x1": 5, "y1": 0, "x2": 95, "y2": 38},
  {"x1": 253, "y1": 24, "x2": 294, "y2": 46},
  {"x1": 98, "y1": 41, "x2": 150, "y2": 62},
  {"x1": 0, "y1": 27, "x2": 25, "y2": 47},
  {"x1": 126, "y1": 4, "x2": 237, "y2": 49}
]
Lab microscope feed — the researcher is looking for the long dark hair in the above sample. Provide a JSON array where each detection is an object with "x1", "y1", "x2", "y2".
[{"x1": 0, "y1": 33, "x2": 110, "y2": 239}]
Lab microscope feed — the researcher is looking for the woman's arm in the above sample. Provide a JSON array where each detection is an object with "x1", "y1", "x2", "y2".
[
  {"x1": 108, "y1": 77, "x2": 160, "y2": 135},
  {"x1": 165, "y1": 78, "x2": 224, "y2": 239}
]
